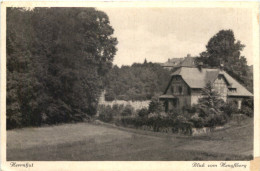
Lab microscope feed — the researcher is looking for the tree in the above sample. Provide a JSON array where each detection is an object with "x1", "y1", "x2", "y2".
[
  {"x1": 196, "y1": 30, "x2": 252, "y2": 92},
  {"x1": 103, "y1": 63, "x2": 171, "y2": 101},
  {"x1": 192, "y1": 82, "x2": 231, "y2": 127},
  {"x1": 6, "y1": 8, "x2": 117, "y2": 129},
  {"x1": 148, "y1": 96, "x2": 164, "y2": 114},
  {"x1": 144, "y1": 58, "x2": 147, "y2": 64},
  {"x1": 196, "y1": 82, "x2": 224, "y2": 117}
]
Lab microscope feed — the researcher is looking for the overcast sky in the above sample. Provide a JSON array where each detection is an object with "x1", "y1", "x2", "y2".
[{"x1": 98, "y1": 8, "x2": 253, "y2": 66}]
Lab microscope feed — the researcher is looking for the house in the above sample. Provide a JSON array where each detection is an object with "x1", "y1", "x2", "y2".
[
  {"x1": 159, "y1": 66, "x2": 253, "y2": 112},
  {"x1": 159, "y1": 54, "x2": 196, "y2": 70},
  {"x1": 160, "y1": 58, "x2": 183, "y2": 70}
]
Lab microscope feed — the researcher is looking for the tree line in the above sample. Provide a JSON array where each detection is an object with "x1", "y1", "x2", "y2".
[
  {"x1": 103, "y1": 62, "x2": 171, "y2": 101},
  {"x1": 7, "y1": 8, "x2": 117, "y2": 129}
]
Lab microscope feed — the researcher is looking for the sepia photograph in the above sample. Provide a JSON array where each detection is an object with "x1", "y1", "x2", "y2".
[{"x1": 1, "y1": 2, "x2": 259, "y2": 170}]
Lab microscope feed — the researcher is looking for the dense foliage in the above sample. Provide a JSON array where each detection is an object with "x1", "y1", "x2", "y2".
[
  {"x1": 98, "y1": 104, "x2": 135, "y2": 123},
  {"x1": 98, "y1": 103, "x2": 193, "y2": 135},
  {"x1": 190, "y1": 83, "x2": 230, "y2": 127},
  {"x1": 196, "y1": 30, "x2": 253, "y2": 92},
  {"x1": 7, "y1": 8, "x2": 117, "y2": 129},
  {"x1": 103, "y1": 62, "x2": 171, "y2": 101},
  {"x1": 97, "y1": 82, "x2": 252, "y2": 134},
  {"x1": 194, "y1": 83, "x2": 225, "y2": 117}
]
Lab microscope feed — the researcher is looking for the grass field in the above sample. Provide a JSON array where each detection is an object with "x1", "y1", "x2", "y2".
[{"x1": 7, "y1": 118, "x2": 253, "y2": 161}]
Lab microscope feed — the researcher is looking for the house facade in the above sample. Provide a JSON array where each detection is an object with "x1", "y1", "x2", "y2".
[{"x1": 159, "y1": 66, "x2": 253, "y2": 112}]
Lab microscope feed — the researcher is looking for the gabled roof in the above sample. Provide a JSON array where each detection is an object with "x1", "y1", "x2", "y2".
[
  {"x1": 205, "y1": 70, "x2": 220, "y2": 84},
  {"x1": 171, "y1": 67, "x2": 253, "y2": 97},
  {"x1": 221, "y1": 71, "x2": 253, "y2": 97},
  {"x1": 179, "y1": 57, "x2": 196, "y2": 67},
  {"x1": 160, "y1": 56, "x2": 196, "y2": 68},
  {"x1": 160, "y1": 58, "x2": 183, "y2": 67}
]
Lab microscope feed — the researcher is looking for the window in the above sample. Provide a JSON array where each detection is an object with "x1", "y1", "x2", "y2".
[{"x1": 178, "y1": 86, "x2": 183, "y2": 94}]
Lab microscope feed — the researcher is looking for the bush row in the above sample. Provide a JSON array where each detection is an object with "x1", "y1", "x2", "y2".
[
  {"x1": 97, "y1": 104, "x2": 135, "y2": 122},
  {"x1": 120, "y1": 113, "x2": 193, "y2": 134},
  {"x1": 97, "y1": 97, "x2": 253, "y2": 135}
]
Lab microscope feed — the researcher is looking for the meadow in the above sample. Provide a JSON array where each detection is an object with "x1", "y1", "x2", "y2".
[{"x1": 7, "y1": 118, "x2": 253, "y2": 161}]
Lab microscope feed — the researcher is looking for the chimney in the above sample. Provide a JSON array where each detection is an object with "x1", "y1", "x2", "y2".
[
  {"x1": 198, "y1": 62, "x2": 203, "y2": 71},
  {"x1": 187, "y1": 54, "x2": 191, "y2": 58}
]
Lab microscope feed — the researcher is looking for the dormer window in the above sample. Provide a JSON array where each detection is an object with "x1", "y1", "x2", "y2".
[{"x1": 228, "y1": 88, "x2": 237, "y2": 92}]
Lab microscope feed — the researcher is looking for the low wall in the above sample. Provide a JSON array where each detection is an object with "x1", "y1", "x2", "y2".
[
  {"x1": 98, "y1": 90, "x2": 150, "y2": 110},
  {"x1": 192, "y1": 126, "x2": 226, "y2": 136},
  {"x1": 99, "y1": 100, "x2": 150, "y2": 110}
]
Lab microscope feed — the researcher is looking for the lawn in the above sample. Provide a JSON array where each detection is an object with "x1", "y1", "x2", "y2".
[{"x1": 7, "y1": 118, "x2": 253, "y2": 161}]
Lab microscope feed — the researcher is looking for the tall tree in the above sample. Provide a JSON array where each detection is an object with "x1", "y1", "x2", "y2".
[
  {"x1": 7, "y1": 8, "x2": 117, "y2": 129},
  {"x1": 196, "y1": 30, "x2": 252, "y2": 92},
  {"x1": 196, "y1": 82, "x2": 224, "y2": 117}
]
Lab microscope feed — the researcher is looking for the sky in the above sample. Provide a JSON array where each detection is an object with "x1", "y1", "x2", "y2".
[{"x1": 98, "y1": 7, "x2": 253, "y2": 67}]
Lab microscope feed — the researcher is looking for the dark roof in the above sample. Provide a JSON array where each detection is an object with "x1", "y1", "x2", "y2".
[
  {"x1": 179, "y1": 57, "x2": 196, "y2": 67},
  {"x1": 169, "y1": 58, "x2": 183, "y2": 63},
  {"x1": 160, "y1": 57, "x2": 196, "y2": 68},
  {"x1": 160, "y1": 58, "x2": 183, "y2": 67},
  {"x1": 171, "y1": 67, "x2": 253, "y2": 97}
]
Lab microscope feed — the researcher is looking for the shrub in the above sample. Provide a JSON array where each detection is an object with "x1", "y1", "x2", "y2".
[
  {"x1": 137, "y1": 108, "x2": 149, "y2": 118},
  {"x1": 112, "y1": 104, "x2": 124, "y2": 117},
  {"x1": 242, "y1": 97, "x2": 254, "y2": 109},
  {"x1": 221, "y1": 101, "x2": 238, "y2": 117},
  {"x1": 147, "y1": 112, "x2": 181, "y2": 132},
  {"x1": 98, "y1": 105, "x2": 113, "y2": 122},
  {"x1": 112, "y1": 104, "x2": 124, "y2": 111},
  {"x1": 190, "y1": 115, "x2": 205, "y2": 128},
  {"x1": 121, "y1": 104, "x2": 134, "y2": 116},
  {"x1": 240, "y1": 106, "x2": 253, "y2": 117},
  {"x1": 204, "y1": 113, "x2": 229, "y2": 127},
  {"x1": 148, "y1": 97, "x2": 164, "y2": 113},
  {"x1": 241, "y1": 98, "x2": 253, "y2": 117},
  {"x1": 98, "y1": 111, "x2": 113, "y2": 123},
  {"x1": 172, "y1": 115, "x2": 193, "y2": 135},
  {"x1": 183, "y1": 106, "x2": 196, "y2": 114}
]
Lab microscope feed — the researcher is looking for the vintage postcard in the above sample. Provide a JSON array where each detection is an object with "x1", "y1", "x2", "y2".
[{"x1": 1, "y1": 1, "x2": 259, "y2": 171}]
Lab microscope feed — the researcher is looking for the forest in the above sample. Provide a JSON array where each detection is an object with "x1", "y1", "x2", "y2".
[{"x1": 103, "y1": 62, "x2": 171, "y2": 101}]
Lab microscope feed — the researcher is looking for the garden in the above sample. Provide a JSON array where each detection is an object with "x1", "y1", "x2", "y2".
[{"x1": 97, "y1": 84, "x2": 254, "y2": 136}]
